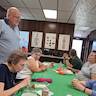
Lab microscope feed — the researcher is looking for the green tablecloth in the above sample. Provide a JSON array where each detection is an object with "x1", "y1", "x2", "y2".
[{"x1": 16, "y1": 64, "x2": 88, "y2": 96}]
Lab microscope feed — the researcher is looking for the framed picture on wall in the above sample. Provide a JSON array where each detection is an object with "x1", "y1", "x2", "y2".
[
  {"x1": 45, "y1": 33, "x2": 56, "y2": 49},
  {"x1": 20, "y1": 31, "x2": 29, "y2": 49},
  {"x1": 31, "y1": 31, "x2": 43, "y2": 48},
  {"x1": 58, "y1": 34, "x2": 70, "y2": 51}
]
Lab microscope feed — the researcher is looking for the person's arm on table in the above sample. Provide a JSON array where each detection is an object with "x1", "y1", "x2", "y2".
[
  {"x1": 65, "y1": 59, "x2": 73, "y2": 68},
  {"x1": 72, "y1": 79, "x2": 86, "y2": 85},
  {"x1": 91, "y1": 73, "x2": 96, "y2": 80},
  {"x1": 67, "y1": 66, "x2": 80, "y2": 73},
  {"x1": 72, "y1": 80, "x2": 96, "y2": 96},
  {"x1": 38, "y1": 61, "x2": 48, "y2": 69},
  {"x1": 0, "y1": 77, "x2": 30, "y2": 96},
  {"x1": 28, "y1": 59, "x2": 45, "y2": 72}
]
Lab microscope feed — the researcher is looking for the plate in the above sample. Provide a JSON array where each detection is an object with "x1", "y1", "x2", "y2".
[
  {"x1": 35, "y1": 84, "x2": 47, "y2": 88},
  {"x1": 21, "y1": 92, "x2": 37, "y2": 96},
  {"x1": 16, "y1": 74, "x2": 30, "y2": 79},
  {"x1": 64, "y1": 69, "x2": 73, "y2": 74}
]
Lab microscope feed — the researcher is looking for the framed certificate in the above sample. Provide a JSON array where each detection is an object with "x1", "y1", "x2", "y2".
[
  {"x1": 45, "y1": 33, "x2": 56, "y2": 49},
  {"x1": 31, "y1": 31, "x2": 43, "y2": 48},
  {"x1": 58, "y1": 34, "x2": 70, "y2": 50}
]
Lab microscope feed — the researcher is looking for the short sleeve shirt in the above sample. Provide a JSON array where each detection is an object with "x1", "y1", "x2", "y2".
[
  {"x1": 0, "y1": 19, "x2": 20, "y2": 64},
  {"x1": 76, "y1": 62, "x2": 96, "y2": 80},
  {"x1": 0, "y1": 64, "x2": 16, "y2": 90},
  {"x1": 69, "y1": 56, "x2": 83, "y2": 70},
  {"x1": 86, "y1": 80, "x2": 96, "y2": 96}
]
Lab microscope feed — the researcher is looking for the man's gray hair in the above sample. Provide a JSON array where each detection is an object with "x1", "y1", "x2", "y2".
[{"x1": 6, "y1": 7, "x2": 20, "y2": 18}]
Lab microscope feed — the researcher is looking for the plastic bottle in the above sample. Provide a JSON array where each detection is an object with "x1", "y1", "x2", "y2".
[
  {"x1": 59, "y1": 61, "x2": 62, "y2": 68},
  {"x1": 42, "y1": 87, "x2": 49, "y2": 96}
]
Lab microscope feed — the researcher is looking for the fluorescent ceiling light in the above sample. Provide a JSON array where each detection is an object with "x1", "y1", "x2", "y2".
[
  {"x1": 43, "y1": 9, "x2": 57, "y2": 19},
  {"x1": 79, "y1": 27, "x2": 90, "y2": 31}
]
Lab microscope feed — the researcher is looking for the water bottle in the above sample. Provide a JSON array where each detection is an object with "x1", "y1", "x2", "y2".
[
  {"x1": 42, "y1": 87, "x2": 49, "y2": 96},
  {"x1": 59, "y1": 61, "x2": 62, "y2": 68}
]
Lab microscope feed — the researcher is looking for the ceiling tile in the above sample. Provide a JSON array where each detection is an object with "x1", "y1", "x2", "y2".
[
  {"x1": 0, "y1": 0, "x2": 11, "y2": 9},
  {"x1": 57, "y1": 18, "x2": 68, "y2": 23},
  {"x1": 7, "y1": 0, "x2": 25, "y2": 8},
  {"x1": 19, "y1": 8, "x2": 34, "y2": 20},
  {"x1": 45, "y1": 19, "x2": 57, "y2": 22},
  {"x1": 40, "y1": 0, "x2": 57, "y2": 10},
  {"x1": 68, "y1": 19, "x2": 75, "y2": 24},
  {"x1": 21, "y1": 16, "x2": 34, "y2": 20},
  {"x1": 57, "y1": 11, "x2": 71, "y2": 20},
  {"x1": 29, "y1": 9, "x2": 45, "y2": 20},
  {"x1": 22, "y1": 0, "x2": 41, "y2": 9},
  {"x1": 58, "y1": 0, "x2": 78, "y2": 11},
  {"x1": 68, "y1": 11, "x2": 76, "y2": 23}
]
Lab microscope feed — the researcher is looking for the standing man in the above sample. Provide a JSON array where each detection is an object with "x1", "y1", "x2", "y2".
[{"x1": 0, "y1": 7, "x2": 21, "y2": 63}]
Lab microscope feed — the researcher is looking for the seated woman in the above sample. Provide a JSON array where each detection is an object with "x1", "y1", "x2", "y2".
[
  {"x1": 27, "y1": 48, "x2": 47, "y2": 72},
  {"x1": 76, "y1": 51, "x2": 96, "y2": 81},
  {"x1": 72, "y1": 79, "x2": 96, "y2": 96},
  {"x1": 0, "y1": 50, "x2": 30, "y2": 96},
  {"x1": 64, "y1": 49, "x2": 83, "y2": 73}
]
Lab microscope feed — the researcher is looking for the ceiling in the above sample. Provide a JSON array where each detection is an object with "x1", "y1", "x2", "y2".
[{"x1": 0, "y1": 0, "x2": 96, "y2": 38}]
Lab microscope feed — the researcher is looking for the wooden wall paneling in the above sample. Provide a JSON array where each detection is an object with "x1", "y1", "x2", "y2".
[
  {"x1": 0, "y1": 6, "x2": 6, "y2": 19},
  {"x1": 19, "y1": 20, "x2": 75, "y2": 56}
]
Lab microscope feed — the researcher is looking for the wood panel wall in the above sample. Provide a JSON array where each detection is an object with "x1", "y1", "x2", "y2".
[
  {"x1": 19, "y1": 20, "x2": 75, "y2": 56},
  {"x1": 0, "y1": 6, "x2": 6, "y2": 19}
]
